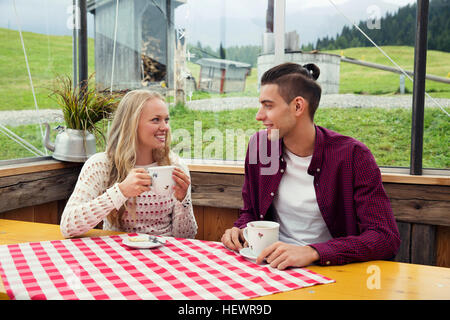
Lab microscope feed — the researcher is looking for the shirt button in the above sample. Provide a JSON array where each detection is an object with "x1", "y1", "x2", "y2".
[
  {"x1": 317, "y1": 168, "x2": 320, "y2": 172},
  {"x1": 260, "y1": 214, "x2": 264, "y2": 219},
  {"x1": 280, "y1": 169, "x2": 284, "y2": 173},
  {"x1": 326, "y1": 261, "x2": 331, "y2": 265},
  {"x1": 270, "y1": 192, "x2": 274, "y2": 196}
]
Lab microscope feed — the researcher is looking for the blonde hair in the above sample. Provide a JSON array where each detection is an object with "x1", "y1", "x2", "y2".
[{"x1": 105, "y1": 89, "x2": 172, "y2": 228}]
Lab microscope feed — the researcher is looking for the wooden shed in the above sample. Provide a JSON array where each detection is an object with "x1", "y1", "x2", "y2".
[
  {"x1": 196, "y1": 58, "x2": 251, "y2": 94},
  {"x1": 87, "y1": 0, "x2": 186, "y2": 91}
]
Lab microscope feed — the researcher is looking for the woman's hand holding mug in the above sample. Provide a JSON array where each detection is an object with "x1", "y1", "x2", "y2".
[
  {"x1": 118, "y1": 168, "x2": 152, "y2": 198},
  {"x1": 172, "y1": 167, "x2": 191, "y2": 202}
]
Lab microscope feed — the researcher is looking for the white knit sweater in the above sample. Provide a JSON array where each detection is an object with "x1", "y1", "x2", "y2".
[{"x1": 60, "y1": 152, "x2": 197, "y2": 239}]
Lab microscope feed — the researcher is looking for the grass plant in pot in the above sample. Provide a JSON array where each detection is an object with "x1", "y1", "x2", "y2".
[{"x1": 44, "y1": 74, "x2": 118, "y2": 162}]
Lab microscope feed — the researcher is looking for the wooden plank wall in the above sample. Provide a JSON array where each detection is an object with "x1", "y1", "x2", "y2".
[
  {"x1": 194, "y1": 206, "x2": 239, "y2": 242},
  {"x1": 1, "y1": 201, "x2": 65, "y2": 225},
  {"x1": 0, "y1": 166, "x2": 79, "y2": 213},
  {"x1": 384, "y1": 182, "x2": 449, "y2": 266},
  {"x1": 1, "y1": 166, "x2": 449, "y2": 267}
]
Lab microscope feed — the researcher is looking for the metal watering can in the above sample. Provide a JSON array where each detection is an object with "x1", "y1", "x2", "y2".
[{"x1": 43, "y1": 122, "x2": 96, "y2": 162}]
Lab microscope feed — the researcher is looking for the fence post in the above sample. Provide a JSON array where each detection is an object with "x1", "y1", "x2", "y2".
[{"x1": 399, "y1": 74, "x2": 405, "y2": 94}]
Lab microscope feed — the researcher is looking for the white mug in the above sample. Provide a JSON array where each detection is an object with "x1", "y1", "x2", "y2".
[
  {"x1": 147, "y1": 165, "x2": 176, "y2": 196},
  {"x1": 243, "y1": 221, "x2": 279, "y2": 256}
]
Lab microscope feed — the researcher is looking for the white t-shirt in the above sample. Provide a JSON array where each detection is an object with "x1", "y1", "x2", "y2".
[{"x1": 273, "y1": 148, "x2": 332, "y2": 246}]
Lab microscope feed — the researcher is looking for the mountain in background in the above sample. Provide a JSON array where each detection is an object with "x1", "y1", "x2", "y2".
[
  {"x1": 312, "y1": 0, "x2": 449, "y2": 52},
  {"x1": 285, "y1": 0, "x2": 403, "y2": 47}
]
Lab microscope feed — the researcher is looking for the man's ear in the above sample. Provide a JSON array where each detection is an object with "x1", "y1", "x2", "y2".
[{"x1": 293, "y1": 96, "x2": 307, "y2": 116}]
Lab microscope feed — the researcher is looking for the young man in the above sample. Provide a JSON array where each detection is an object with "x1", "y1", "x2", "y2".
[{"x1": 221, "y1": 62, "x2": 400, "y2": 269}]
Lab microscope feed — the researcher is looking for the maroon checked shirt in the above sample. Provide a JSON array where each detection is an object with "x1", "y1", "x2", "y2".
[{"x1": 234, "y1": 125, "x2": 401, "y2": 266}]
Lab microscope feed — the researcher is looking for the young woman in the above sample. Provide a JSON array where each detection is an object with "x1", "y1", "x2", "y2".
[{"x1": 60, "y1": 89, "x2": 197, "y2": 239}]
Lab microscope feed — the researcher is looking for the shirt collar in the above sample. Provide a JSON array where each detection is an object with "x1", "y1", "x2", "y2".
[
  {"x1": 280, "y1": 124, "x2": 324, "y2": 175},
  {"x1": 309, "y1": 124, "x2": 325, "y2": 175}
]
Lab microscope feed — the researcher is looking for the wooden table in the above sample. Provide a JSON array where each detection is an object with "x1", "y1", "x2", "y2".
[{"x1": 0, "y1": 219, "x2": 449, "y2": 300}]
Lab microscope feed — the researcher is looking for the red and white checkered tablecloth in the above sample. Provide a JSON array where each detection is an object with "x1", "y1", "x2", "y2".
[{"x1": 0, "y1": 234, "x2": 334, "y2": 300}]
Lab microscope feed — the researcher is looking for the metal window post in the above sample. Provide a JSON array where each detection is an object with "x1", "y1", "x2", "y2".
[
  {"x1": 274, "y1": 0, "x2": 285, "y2": 65},
  {"x1": 78, "y1": 0, "x2": 88, "y2": 89},
  {"x1": 410, "y1": 0, "x2": 429, "y2": 175},
  {"x1": 73, "y1": 0, "x2": 78, "y2": 89}
]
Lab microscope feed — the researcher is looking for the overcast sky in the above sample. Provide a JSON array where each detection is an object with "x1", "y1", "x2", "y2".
[
  {"x1": 174, "y1": 0, "x2": 416, "y2": 19},
  {"x1": 1, "y1": 0, "x2": 418, "y2": 47},
  {"x1": 175, "y1": 0, "x2": 417, "y2": 47}
]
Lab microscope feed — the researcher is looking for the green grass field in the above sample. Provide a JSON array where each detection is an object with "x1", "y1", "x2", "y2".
[
  {"x1": 2, "y1": 27, "x2": 449, "y2": 112},
  {"x1": 0, "y1": 28, "x2": 95, "y2": 111},
  {"x1": 2, "y1": 105, "x2": 448, "y2": 169}
]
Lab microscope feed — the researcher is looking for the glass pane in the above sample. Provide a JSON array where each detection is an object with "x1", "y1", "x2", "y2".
[
  {"x1": 2, "y1": 0, "x2": 447, "y2": 171},
  {"x1": 0, "y1": 0, "x2": 96, "y2": 161},
  {"x1": 422, "y1": 0, "x2": 450, "y2": 170},
  {"x1": 171, "y1": 0, "x2": 267, "y2": 162},
  {"x1": 93, "y1": 0, "x2": 167, "y2": 90},
  {"x1": 284, "y1": 0, "x2": 449, "y2": 169}
]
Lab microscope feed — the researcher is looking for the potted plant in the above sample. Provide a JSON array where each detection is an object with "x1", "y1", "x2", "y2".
[{"x1": 44, "y1": 74, "x2": 119, "y2": 162}]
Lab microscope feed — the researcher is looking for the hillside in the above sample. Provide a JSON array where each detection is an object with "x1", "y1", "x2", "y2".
[
  {"x1": 325, "y1": 46, "x2": 450, "y2": 97},
  {"x1": 1, "y1": 27, "x2": 449, "y2": 113},
  {"x1": 0, "y1": 27, "x2": 95, "y2": 111},
  {"x1": 313, "y1": 0, "x2": 450, "y2": 52}
]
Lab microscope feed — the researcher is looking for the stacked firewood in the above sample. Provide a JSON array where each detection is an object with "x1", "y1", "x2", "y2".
[
  {"x1": 98, "y1": 88, "x2": 130, "y2": 97},
  {"x1": 141, "y1": 36, "x2": 166, "y2": 85}
]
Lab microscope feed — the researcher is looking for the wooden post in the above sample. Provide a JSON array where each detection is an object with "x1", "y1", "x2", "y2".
[{"x1": 220, "y1": 69, "x2": 226, "y2": 94}]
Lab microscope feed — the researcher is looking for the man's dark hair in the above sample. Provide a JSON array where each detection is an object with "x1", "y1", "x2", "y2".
[{"x1": 261, "y1": 62, "x2": 322, "y2": 120}]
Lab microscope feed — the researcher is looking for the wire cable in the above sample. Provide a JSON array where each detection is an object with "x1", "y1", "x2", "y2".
[
  {"x1": 110, "y1": 0, "x2": 119, "y2": 93},
  {"x1": 12, "y1": 0, "x2": 49, "y2": 153},
  {"x1": 327, "y1": 0, "x2": 449, "y2": 117},
  {"x1": 0, "y1": 124, "x2": 45, "y2": 157}
]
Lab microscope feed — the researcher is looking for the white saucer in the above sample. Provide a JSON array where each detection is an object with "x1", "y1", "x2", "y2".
[
  {"x1": 239, "y1": 247, "x2": 258, "y2": 262},
  {"x1": 122, "y1": 235, "x2": 166, "y2": 249}
]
